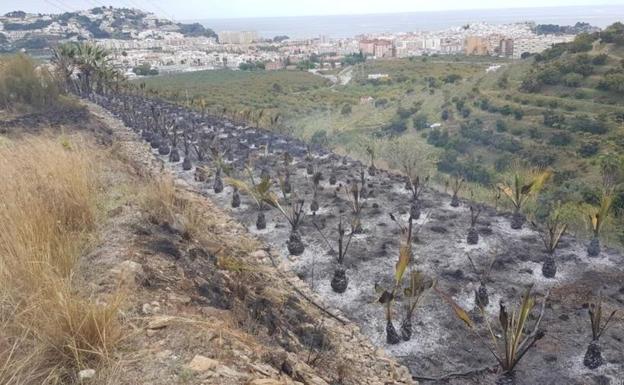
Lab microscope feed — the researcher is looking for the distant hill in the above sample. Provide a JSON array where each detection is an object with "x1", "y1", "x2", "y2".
[{"x1": 0, "y1": 7, "x2": 217, "y2": 52}]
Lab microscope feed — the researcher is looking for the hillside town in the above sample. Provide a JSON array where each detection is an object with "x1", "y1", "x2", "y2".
[{"x1": 0, "y1": 7, "x2": 594, "y2": 76}]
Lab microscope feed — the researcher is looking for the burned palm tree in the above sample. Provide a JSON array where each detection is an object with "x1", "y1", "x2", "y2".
[
  {"x1": 450, "y1": 175, "x2": 464, "y2": 207},
  {"x1": 400, "y1": 270, "x2": 433, "y2": 341},
  {"x1": 305, "y1": 146, "x2": 315, "y2": 175},
  {"x1": 366, "y1": 144, "x2": 377, "y2": 176},
  {"x1": 344, "y1": 181, "x2": 363, "y2": 234},
  {"x1": 377, "y1": 213, "x2": 414, "y2": 345},
  {"x1": 467, "y1": 251, "x2": 497, "y2": 310},
  {"x1": 310, "y1": 171, "x2": 322, "y2": 215},
  {"x1": 498, "y1": 170, "x2": 552, "y2": 230},
  {"x1": 584, "y1": 294, "x2": 617, "y2": 369},
  {"x1": 585, "y1": 193, "x2": 613, "y2": 257},
  {"x1": 226, "y1": 171, "x2": 272, "y2": 230},
  {"x1": 467, "y1": 205, "x2": 483, "y2": 245},
  {"x1": 264, "y1": 193, "x2": 306, "y2": 256},
  {"x1": 231, "y1": 186, "x2": 241, "y2": 208},
  {"x1": 407, "y1": 175, "x2": 428, "y2": 219},
  {"x1": 313, "y1": 217, "x2": 355, "y2": 293},
  {"x1": 168, "y1": 120, "x2": 181, "y2": 162},
  {"x1": 209, "y1": 138, "x2": 228, "y2": 194},
  {"x1": 181, "y1": 126, "x2": 194, "y2": 171},
  {"x1": 438, "y1": 285, "x2": 548, "y2": 385},
  {"x1": 358, "y1": 168, "x2": 368, "y2": 200},
  {"x1": 329, "y1": 166, "x2": 337, "y2": 186},
  {"x1": 533, "y1": 207, "x2": 567, "y2": 278}
]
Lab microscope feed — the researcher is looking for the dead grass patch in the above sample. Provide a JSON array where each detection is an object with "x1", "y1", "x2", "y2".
[{"x1": 0, "y1": 136, "x2": 122, "y2": 384}]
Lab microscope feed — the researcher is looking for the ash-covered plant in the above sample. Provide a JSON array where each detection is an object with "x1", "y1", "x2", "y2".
[
  {"x1": 583, "y1": 293, "x2": 617, "y2": 369},
  {"x1": 226, "y1": 168, "x2": 272, "y2": 230},
  {"x1": 438, "y1": 285, "x2": 548, "y2": 384},
  {"x1": 310, "y1": 171, "x2": 322, "y2": 215},
  {"x1": 531, "y1": 204, "x2": 567, "y2": 279},
  {"x1": 305, "y1": 146, "x2": 315, "y2": 175},
  {"x1": 497, "y1": 169, "x2": 552, "y2": 230},
  {"x1": 377, "y1": 213, "x2": 415, "y2": 345},
  {"x1": 450, "y1": 175, "x2": 464, "y2": 207},
  {"x1": 467, "y1": 204, "x2": 483, "y2": 245},
  {"x1": 584, "y1": 192, "x2": 613, "y2": 257},
  {"x1": 399, "y1": 270, "x2": 433, "y2": 341},
  {"x1": 406, "y1": 175, "x2": 428, "y2": 219},
  {"x1": 313, "y1": 217, "x2": 355, "y2": 293},
  {"x1": 365, "y1": 144, "x2": 377, "y2": 176},
  {"x1": 344, "y1": 180, "x2": 364, "y2": 233},
  {"x1": 208, "y1": 139, "x2": 229, "y2": 194},
  {"x1": 264, "y1": 192, "x2": 306, "y2": 256},
  {"x1": 467, "y1": 251, "x2": 497, "y2": 310}
]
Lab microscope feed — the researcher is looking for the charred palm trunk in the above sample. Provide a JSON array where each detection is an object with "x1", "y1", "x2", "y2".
[
  {"x1": 511, "y1": 208, "x2": 525, "y2": 230},
  {"x1": 169, "y1": 148, "x2": 180, "y2": 162},
  {"x1": 400, "y1": 316, "x2": 412, "y2": 341},
  {"x1": 213, "y1": 169, "x2": 224, "y2": 193},
  {"x1": 306, "y1": 162, "x2": 314, "y2": 175},
  {"x1": 150, "y1": 135, "x2": 161, "y2": 149},
  {"x1": 386, "y1": 319, "x2": 401, "y2": 345},
  {"x1": 310, "y1": 199, "x2": 319, "y2": 215},
  {"x1": 231, "y1": 188, "x2": 240, "y2": 208},
  {"x1": 542, "y1": 253, "x2": 556, "y2": 278},
  {"x1": 287, "y1": 230, "x2": 305, "y2": 256},
  {"x1": 475, "y1": 283, "x2": 489, "y2": 308},
  {"x1": 583, "y1": 340, "x2": 603, "y2": 369},
  {"x1": 330, "y1": 267, "x2": 348, "y2": 293},
  {"x1": 450, "y1": 194, "x2": 460, "y2": 207},
  {"x1": 182, "y1": 157, "x2": 192, "y2": 171},
  {"x1": 158, "y1": 141, "x2": 170, "y2": 156},
  {"x1": 467, "y1": 226, "x2": 479, "y2": 245},
  {"x1": 587, "y1": 236, "x2": 600, "y2": 257},
  {"x1": 410, "y1": 199, "x2": 421, "y2": 220},
  {"x1": 329, "y1": 173, "x2": 337, "y2": 186},
  {"x1": 495, "y1": 372, "x2": 516, "y2": 385},
  {"x1": 256, "y1": 211, "x2": 266, "y2": 230}
]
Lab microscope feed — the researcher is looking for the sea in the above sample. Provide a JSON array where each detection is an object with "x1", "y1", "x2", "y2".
[{"x1": 191, "y1": 4, "x2": 624, "y2": 39}]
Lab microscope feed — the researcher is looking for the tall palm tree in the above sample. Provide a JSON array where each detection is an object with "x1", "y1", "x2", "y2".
[
  {"x1": 51, "y1": 43, "x2": 78, "y2": 93},
  {"x1": 75, "y1": 43, "x2": 110, "y2": 95}
]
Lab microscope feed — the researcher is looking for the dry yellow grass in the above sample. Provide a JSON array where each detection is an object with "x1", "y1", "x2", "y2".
[{"x1": 0, "y1": 136, "x2": 121, "y2": 385}]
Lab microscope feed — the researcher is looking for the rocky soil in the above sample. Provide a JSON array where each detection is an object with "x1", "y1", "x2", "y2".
[{"x1": 87, "y1": 95, "x2": 624, "y2": 385}]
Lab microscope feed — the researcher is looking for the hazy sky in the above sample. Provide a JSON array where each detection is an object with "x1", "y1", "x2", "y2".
[{"x1": 2, "y1": 0, "x2": 623, "y2": 20}]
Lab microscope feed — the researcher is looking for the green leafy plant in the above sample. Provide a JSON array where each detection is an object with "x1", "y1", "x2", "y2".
[
  {"x1": 497, "y1": 169, "x2": 552, "y2": 229},
  {"x1": 438, "y1": 285, "x2": 547, "y2": 378}
]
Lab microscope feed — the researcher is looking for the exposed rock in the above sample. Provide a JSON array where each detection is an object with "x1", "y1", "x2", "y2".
[
  {"x1": 185, "y1": 355, "x2": 219, "y2": 372},
  {"x1": 78, "y1": 369, "x2": 96, "y2": 380}
]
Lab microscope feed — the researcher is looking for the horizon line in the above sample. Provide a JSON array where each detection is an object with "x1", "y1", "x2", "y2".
[{"x1": 181, "y1": 3, "x2": 623, "y2": 22}]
